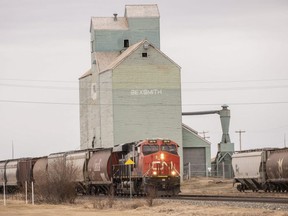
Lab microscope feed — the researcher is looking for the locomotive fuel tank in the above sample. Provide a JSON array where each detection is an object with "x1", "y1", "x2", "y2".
[
  {"x1": 88, "y1": 149, "x2": 119, "y2": 184},
  {"x1": 266, "y1": 149, "x2": 288, "y2": 182}
]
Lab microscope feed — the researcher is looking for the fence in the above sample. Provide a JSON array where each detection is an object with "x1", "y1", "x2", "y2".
[
  {"x1": 1, "y1": 182, "x2": 35, "y2": 206},
  {"x1": 183, "y1": 162, "x2": 234, "y2": 180}
]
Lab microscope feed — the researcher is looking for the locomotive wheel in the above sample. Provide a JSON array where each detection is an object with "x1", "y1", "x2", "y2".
[{"x1": 146, "y1": 185, "x2": 157, "y2": 197}]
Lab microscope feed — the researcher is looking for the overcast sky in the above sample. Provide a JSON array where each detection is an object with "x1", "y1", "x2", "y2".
[{"x1": 0, "y1": 0, "x2": 287, "y2": 160}]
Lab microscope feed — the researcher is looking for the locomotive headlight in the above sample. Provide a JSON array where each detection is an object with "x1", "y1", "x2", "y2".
[
  {"x1": 160, "y1": 153, "x2": 165, "y2": 160},
  {"x1": 153, "y1": 171, "x2": 157, "y2": 175},
  {"x1": 171, "y1": 170, "x2": 176, "y2": 176}
]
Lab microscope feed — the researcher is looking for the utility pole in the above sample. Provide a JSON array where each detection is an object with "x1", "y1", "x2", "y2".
[
  {"x1": 199, "y1": 131, "x2": 209, "y2": 140},
  {"x1": 12, "y1": 140, "x2": 14, "y2": 159},
  {"x1": 235, "y1": 130, "x2": 245, "y2": 151}
]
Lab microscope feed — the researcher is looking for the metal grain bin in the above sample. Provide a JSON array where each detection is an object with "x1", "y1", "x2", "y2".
[
  {"x1": 88, "y1": 149, "x2": 118, "y2": 184},
  {"x1": 266, "y1": 149, "x2": 288, "y2": 181},
  {"x1": 33, "y1": 157, "x2": 48, "y2": 183}
]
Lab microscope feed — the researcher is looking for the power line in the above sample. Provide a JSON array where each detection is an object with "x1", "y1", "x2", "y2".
[
  {"x1": 0, "y1": 100, "x2": 79, "y2": 106},
  {"x1": 1, "y1": 82, "x2": 288, "y2": 92},
  {"x1": 1, "y1": 77, "x2": 288, "y2": 84},
  {"x1": 0, "y1": 78, "x2": 77, "y2": 83},
  {"x1": 0, "y1": 99, "x2": 288, "y2": 106},
  {"x1": 0, "y1": 83, "x2": 77, "y2": 90}
]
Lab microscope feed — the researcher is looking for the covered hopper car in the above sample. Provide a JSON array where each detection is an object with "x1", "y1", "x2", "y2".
[
  {"x1": 0, "y1": 138, "x2": 180, "y2": 196},
  {"x1": 232, "y1": 148, "x2": 288, "y2": 192},
  {"x1": 0, "y1": 157, "x2": 45, "y2": 193}
]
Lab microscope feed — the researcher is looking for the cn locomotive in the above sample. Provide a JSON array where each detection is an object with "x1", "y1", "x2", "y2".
[
  {"x1": 0, "y1": 138, "x2": 180, "y2": 196},
  {"x1": 232, "y1": 148, "x2": 288, "y2": 192}
]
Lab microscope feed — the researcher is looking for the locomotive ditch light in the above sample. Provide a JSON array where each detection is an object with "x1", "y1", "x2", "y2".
[
  {"x1": 160, "y1": 153, "x2": 165, "y2": 160},
  {"x1": 153, "y1": 171, "x2": 157, "y2": 175},
  {"x1": 171, "y1": 170, "x2": 176, "y2": 176}
]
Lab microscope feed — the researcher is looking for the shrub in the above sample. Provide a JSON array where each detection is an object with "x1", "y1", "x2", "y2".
[
  {"x1": 146, "y1": 186, "x2": 157, "y2": 207},
  {"x1": 106, "y1": 186, "x2": 115, "y2": 208},
  {"x1": 34, "y1": 158, "x2": 78, "y2": 204}
]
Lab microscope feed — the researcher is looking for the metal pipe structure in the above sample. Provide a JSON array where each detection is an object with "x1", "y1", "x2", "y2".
[
  {"x1": 182, "y1": 110, "x2": 219, "y2": 116},
  {"x1": 182, "y1": 105, "x2": 234, "y2": 178},
  {"x1": 182, "y1": 105, "x2": 231, "y2": 144}
]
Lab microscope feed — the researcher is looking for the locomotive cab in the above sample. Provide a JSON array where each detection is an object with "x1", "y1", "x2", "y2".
[
  {"x1": 139, "y1": 139, "x2": 180, "y2": 177},
  {"x1": 137, "y1": 139, "x2": 181, "y2": 196}
]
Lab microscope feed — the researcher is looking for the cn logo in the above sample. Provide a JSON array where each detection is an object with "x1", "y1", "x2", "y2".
[{"x1": 151, "y1": 161, "x2": 168, "y2": 170}]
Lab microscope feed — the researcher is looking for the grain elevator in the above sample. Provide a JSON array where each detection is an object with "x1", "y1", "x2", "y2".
[{"x1": 79, "y1": 5, "x2": 212, "y2": 178}]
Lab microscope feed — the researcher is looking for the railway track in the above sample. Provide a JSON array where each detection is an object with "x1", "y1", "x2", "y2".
[
  {"x1": 176, "y1": 194, "x2": 288, "y2": 204},
  {"x1": 78, "y1": 193, "x2": 288, "y2": 205}
]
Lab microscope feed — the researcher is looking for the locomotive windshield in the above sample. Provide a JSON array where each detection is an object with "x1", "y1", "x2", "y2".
[
  {"x1": 161, "y1": 144, "x2": 177, "y2": 155},
  {"x1": 142, "y1": 144, "x2": 159, "y2": 155}
]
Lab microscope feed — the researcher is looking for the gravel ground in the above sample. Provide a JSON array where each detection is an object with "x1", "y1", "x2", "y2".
[
  {"x1": 1, "y1": 177, "x2": 288, "y2": 216},
  {"x1": 164, "y1": 199, "x2": 288, "y2": 212}
]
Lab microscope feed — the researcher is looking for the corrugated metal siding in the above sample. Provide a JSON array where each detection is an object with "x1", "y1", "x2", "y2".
[
  {"x1": 184, "y1": 147, "x2": 206, "y2": 176},
  {"x1": 182, "y1": 126, "x2": 211, "y2": 176}
]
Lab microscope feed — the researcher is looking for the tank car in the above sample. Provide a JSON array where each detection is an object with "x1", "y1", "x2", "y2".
[{"x1": 232, "y1": 148, "x2": 288, "y2": 192}]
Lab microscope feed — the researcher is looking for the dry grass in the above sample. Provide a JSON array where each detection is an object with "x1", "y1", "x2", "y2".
[
  {"x1": 1, "y1": 197, "x2": 287, "y2": 216},
  {"x1": 1, "y1": 177, "x2": 288, "y2": 216},
  {"x1": 181, "y1": 176, "x2": 288, "y2": 198}
]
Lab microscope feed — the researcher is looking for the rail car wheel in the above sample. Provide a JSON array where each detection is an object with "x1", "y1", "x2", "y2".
[
  {"x1": 236, "y1": 184, "x2": 244, "y2": 192},
  {"x1": 263, "y1": 184, "x2": 269, "y2": 192}
]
